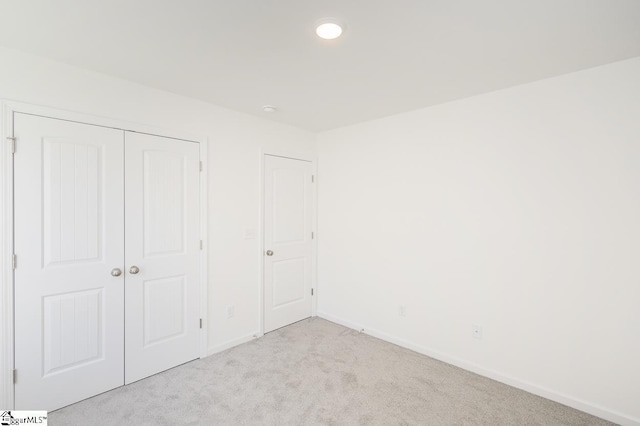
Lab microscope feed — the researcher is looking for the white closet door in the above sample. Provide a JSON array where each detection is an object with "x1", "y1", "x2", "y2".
[
  {"x1": 13, "y1": 113, "x2": 125, "y2": 411},
  {"x1": 263, "y1": 155, "x2": 313, "y2": 333},
  {"x1": 124, "y1": 132, "x2": 200, "y2": 384}
]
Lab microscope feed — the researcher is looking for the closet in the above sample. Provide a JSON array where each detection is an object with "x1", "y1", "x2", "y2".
[{"x1": 12, "y1": 112, "x2": 202, "y2": 411}]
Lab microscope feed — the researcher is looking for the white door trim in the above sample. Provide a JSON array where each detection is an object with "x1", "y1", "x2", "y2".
[
  {"x1": 259, "y1": 150, "x2": 317, "y2": 336},
  {"x1": 0, "y1": 100, "x2": 209, "y2": 409},
  {"x1": 1, "y1": 102, "x2": 16, "y2": 410},
  {"x1": 198, "y1": 138, "x2": 209, "y2": 360}
]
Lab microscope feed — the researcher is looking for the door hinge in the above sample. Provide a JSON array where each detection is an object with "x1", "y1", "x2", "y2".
[
  {"x1": 199, "y1": 161, "x2": 203, "y2": 172},
  {"x1": 11, "y1": 254, "x2": 17, "y2": 270},
  {"x1": 312, "y1": 175, "x2": 315, "y2": 183},
  {"x1": 199, "y1": 240, "x2": 203, "y2": 250},
  {"x1": 199, "y1": 318, "x2": 203, "y2": 329},
  {"x1": 311, "y1": 232, "x2": 314, "y2": 239},
  {"x1": 12, "y1": 369, "x2": 17, "y2": 384},
  {"x1": 7, "y1": 137, "x2": 16, "y2": 154},
  {"x1": 311, "y1": 288, "x2": 314, "y2": 296}
]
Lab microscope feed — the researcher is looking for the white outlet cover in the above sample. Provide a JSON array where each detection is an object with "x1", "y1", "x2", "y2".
[{"x1": 227, "y1": 306, "x2": 235, "y2": 319}]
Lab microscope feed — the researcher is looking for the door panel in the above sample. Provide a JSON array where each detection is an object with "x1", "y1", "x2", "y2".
[
  {"x1": 273, "y1": 168, "x2": 307, "y2": 243},
  {"x1": 124, "y1": 132, "x2": 200, "y2": 384},
  {"x1": 143, "y1": 150, "x2": 186, "y2": 257},
  {"x1": 43, "y1": 141, "x2": 101, "y2": 265},
  {"x1": 273, "y1": 258, "x2": 307, "y2": 307},
  {"x1": 43, "y1": 289, "x2": 103, "y2": 374},
  {"x1": 143, "y1": 276, "x2": 186, "y2": 346},
  {"x1": 264, "y1": 155, "x2": 313, "y2": 333},
  {"x1": 13, "y1": 113, "x2": 124, "y2": 411}
]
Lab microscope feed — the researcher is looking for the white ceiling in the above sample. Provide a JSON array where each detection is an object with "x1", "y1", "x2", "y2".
[{"x1": 1, "y1": 1, "x2": 639, "y2": 132}]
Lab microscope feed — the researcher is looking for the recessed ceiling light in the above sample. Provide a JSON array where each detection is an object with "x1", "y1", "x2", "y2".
[
  {"x1": 262, "y1": 105, "x2": 277, "y2": 113},
  {"x1": 315, "y1": 18, "x2": 343, "y2": 40}
]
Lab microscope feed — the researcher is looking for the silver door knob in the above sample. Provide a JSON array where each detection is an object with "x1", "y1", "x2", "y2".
[
  {"x1": 266, "y1": 250, "x2": 274, "y2": 256},
  {"x1": 111, "y1": 268, "x2": 122, "y2": 277},
  {"x1": 129, "y1": 265, "x2": 140, "y2": 274}
]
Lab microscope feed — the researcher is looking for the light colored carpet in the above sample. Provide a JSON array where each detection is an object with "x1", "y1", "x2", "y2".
[{"x1": 50, "y1": 318, "x2": 612, "y2": 425}]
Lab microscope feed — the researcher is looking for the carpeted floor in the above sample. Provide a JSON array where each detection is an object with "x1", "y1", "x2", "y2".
[{"x1": 50, "y1": 318, "x2": 612, "y2": 425}]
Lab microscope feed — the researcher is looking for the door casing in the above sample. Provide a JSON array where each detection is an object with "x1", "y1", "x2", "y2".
[{"x1": 0, "y1": 100, "x2": 209, "y2": 409}]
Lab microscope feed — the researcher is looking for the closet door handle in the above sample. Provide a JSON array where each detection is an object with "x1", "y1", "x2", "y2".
[
  {"x1": 129, "y1": 265, "x2": 140, "y2": 274},
  {"x1": 111, "y1": 268, "x2": 122, "y2": 277}
]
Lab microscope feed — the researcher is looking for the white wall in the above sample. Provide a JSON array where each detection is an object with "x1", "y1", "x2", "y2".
[
  {"x1": 0, "y1": 46, "x2": 316, "y2": 355},
  {"x1": 317, "y1": 57, "x2": 640, "y2": 424}
]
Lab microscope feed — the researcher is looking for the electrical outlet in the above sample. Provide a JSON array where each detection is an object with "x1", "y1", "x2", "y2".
[
  {"x1": 227, "y1": 305, "x2": 235, "y2": 319},
  {"x1": 472, "y1": 325, "x2": 483, "y2": 339},
  {"x1": 399, "y1": 305, "x2": 407, "y2": 317}
]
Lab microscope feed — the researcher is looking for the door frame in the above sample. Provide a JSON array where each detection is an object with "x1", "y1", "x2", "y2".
[
  {"x1": 259, "y1": 150, "x2": 318, "y2": 336},
  {"x1": 0, "y1": 100, "x2": 209, "y2": 409}
]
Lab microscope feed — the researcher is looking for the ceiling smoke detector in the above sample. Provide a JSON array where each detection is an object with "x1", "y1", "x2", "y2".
[
  {"x1": 315, "y1": 18, "x2": 343, "y2": 40},
  {"x1": 262, "y1": 105, "x2": 277, "y2": 113}
]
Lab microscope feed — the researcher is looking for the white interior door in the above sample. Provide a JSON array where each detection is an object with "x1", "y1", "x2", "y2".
[
  {"x1": 13, "y1": 113, "x2": 125, "y2": 411},
  {"x1": 124, "y1": 132, "x2": 200, "y2": 384},
  {"x1": 264, "y1": 155, "x2": 313, "y2": 333}
]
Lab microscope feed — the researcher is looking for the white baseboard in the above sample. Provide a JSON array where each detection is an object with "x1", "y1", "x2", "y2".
[
  {"x1": 317, "y1": 311, "x2": 639, "y2": 426},
  {"x1": 206, "y1": 332, "x2": 259, "y2": 357}
]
